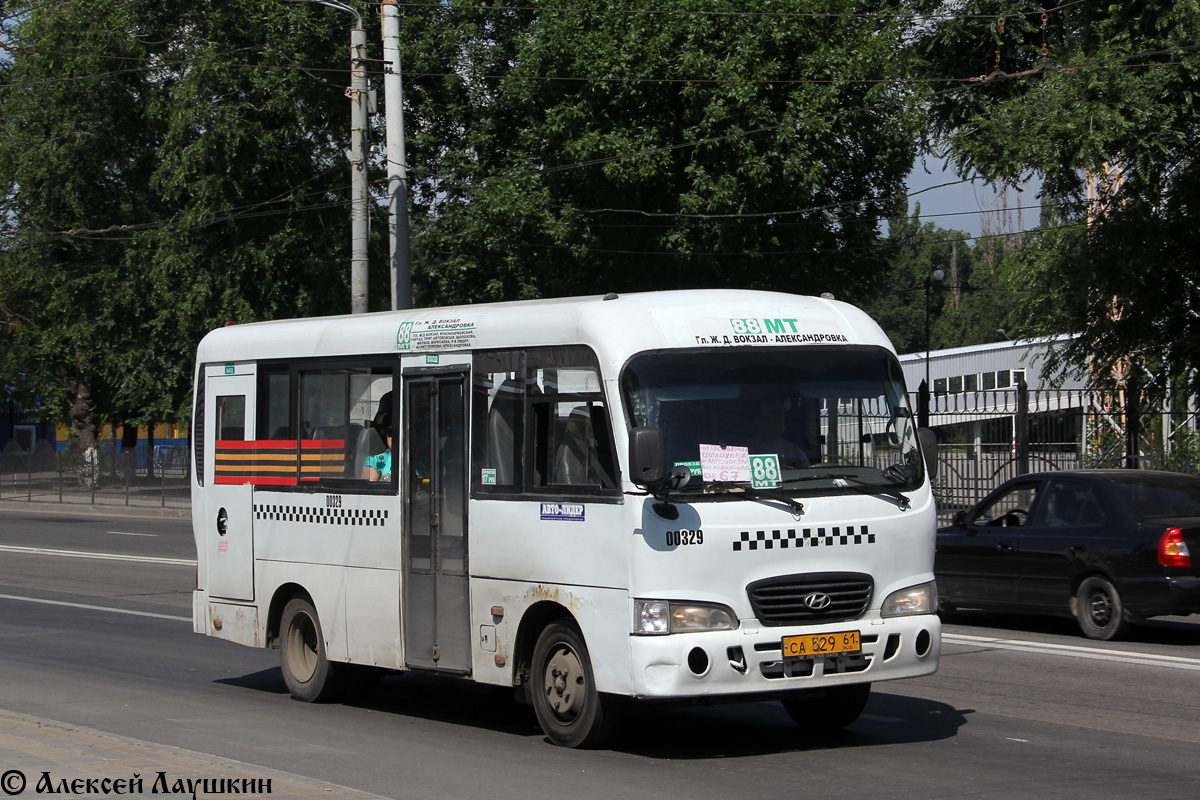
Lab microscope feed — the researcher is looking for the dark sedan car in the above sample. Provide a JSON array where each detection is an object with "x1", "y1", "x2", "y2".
[{"x1": 936, "y1": 470, "x2": 1200, "y2": 640}]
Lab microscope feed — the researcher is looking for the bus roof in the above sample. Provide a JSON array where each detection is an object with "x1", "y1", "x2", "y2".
[{"x1": 195, "y1": 289, "x2": 894, "y2": 371}]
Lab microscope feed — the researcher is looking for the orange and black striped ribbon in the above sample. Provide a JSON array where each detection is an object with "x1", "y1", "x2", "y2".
[{"x1": 214, "y1": 439, "x2": 345, "y2": 485}]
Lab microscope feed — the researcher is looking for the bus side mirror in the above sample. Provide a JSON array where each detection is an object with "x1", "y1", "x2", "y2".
[
  {"x1": 629, "y1": 427, "x2": 666, "y2": 488},
  {"x1": 917, "y1": 427, "x2": 937, "y2": 480}
]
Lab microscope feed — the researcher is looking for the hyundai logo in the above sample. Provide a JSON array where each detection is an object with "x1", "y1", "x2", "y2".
[{"x1": 803, "y1": 592, "x2": 832, "y2": 610}]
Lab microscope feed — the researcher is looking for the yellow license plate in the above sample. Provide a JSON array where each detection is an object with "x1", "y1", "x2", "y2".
[{"x1": 782, "y1": 630, "x2": 861, "y2": 660}]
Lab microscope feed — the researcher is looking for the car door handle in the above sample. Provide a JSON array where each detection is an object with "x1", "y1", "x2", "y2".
[{"x1": 996, "y1": 542, "x2": 1014, "y2": 551}]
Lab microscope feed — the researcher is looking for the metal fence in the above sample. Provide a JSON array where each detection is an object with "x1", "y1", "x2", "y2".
[
  {"x1": 919, "y1": 384, "x2": 1200, "y2": 525},
  {"x1": 0, "y1": 440, "x2": 191, "y2": 510}
]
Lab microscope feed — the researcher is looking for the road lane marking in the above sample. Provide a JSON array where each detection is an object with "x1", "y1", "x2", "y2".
[
  {"x1": 0, "y1": 593, "x2": 191, "y2": 622},
  {"x1": 943, "y1": 632, "x2": 1200, "y2": 672},
  {"x1": 106, "y1": 530, "x2": 157, "y2": 537},
  {"x1": 0, "y1": 544, "x2": 194, "y2": 566}
]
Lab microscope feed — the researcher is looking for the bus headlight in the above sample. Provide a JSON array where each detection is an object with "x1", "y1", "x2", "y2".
[
  {"x1": 880, "y1": 582, "x2": 937, "y2": 618},
  {"x1": 634, "y1": 600, "x2": 739, "y2": 635}
]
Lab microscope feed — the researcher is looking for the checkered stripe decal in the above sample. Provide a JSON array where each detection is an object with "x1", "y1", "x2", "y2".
[
  {"x1": 254, "y1": 504, "x2": 389, "y2": 526},
  {"x1": 733, "y1": 526, "x2": 873, "y2": 551}
]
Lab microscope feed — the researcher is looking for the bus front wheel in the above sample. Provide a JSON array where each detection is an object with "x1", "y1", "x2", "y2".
[
  {"x1": 531, "y1": 621, "x2": 622, "y2": 748},
  {"x1": 781, "y1": 682, "x2": 871, "y2": 731},
  {"x1": 280, "y1": 597, "x2": 343, "y2": 703}
]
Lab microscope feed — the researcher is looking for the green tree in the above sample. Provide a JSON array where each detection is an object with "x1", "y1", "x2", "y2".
[
  {"x1": 0, "y1": 0, "x2": 372, "y2": 448},
  {"x1": 911, "y1": 0, "x2": 1200, "y2": 390},
  {"x1": 862, "y1": 207, "x2": 1011, "y2": 355},
  {"x1": 400, "y1": 1, "x2": 924, "y2": 305}
]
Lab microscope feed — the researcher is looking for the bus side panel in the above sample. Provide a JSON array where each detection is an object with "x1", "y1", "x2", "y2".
[
  {"x1": 469, "y1": 578, "x2": 632, "y2": 695},
  {"x1": 468, "y1": 500, "x2": 628, "y2": 588},
  {"x1": 252, "y1": 491, "x2": 402, "y2": 667},
  {"x1": 254, "y1": 490, "x2": 401, "y2": 570},
  {"x1": 345, "y1": 567, "x2": 402, "y2": 668},
  {"x1": 257, "y1": 560, "x2": 352, "y2": 663}
]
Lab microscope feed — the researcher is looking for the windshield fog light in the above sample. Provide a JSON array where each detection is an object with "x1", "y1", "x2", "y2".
[{"x1": 881, "y1": 582, "x2": 937, "y2": 618}]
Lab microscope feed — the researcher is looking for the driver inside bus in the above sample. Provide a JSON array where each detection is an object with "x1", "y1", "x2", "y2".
[{"x1": 746, "y1": 398, "x2": 810, "y2": 466}]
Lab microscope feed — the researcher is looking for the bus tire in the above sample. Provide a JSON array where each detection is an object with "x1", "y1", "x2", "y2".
[
  {"x1": 531, "y1": 621, "x2": 622, "y2": 748},
  {"x1": 280, "y1": 597, "x2": 343, "y2": 703},
  {"x1": 781, "y1": 682, "x2": 871, "y2": 731}
]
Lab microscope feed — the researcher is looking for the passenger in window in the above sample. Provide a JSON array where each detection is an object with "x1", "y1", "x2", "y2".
[
  {"x1": 362, "y1": 393, "x2": 394, "y2": 482},
  {"x1": 746, "y1": 398, "x2": 810, "y2": 466},
  {"x1": 362, "y1": 427, "x2": 393, "y2": 482}
]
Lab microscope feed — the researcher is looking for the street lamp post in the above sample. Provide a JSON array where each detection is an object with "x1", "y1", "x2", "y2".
[
  {"x1": 924, "y1": 267, "x2": 946, "y2": 390},
  {"x1": 920, "y1": 267, "x2": 945, "y2": 430}
]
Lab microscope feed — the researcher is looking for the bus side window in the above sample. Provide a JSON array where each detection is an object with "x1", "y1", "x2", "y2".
[
  {"x1": 215, "y1": 395, "x2": 246, "y2": 441},
  {"x1": 550, "y1": 402, "x2": 616, "y2": 488},
  {"x1": 260, "y1": 367, "x2": 293, "y2": 440},
  {"x1": 296, "y1": 365, "x2": 395, "y2": 487},
  {"x1": 526, "y1": 347, "x2": 617, "y2": 492},
  {"x1": 472, "y1": 350, "x2": 524, "y2": 492}
]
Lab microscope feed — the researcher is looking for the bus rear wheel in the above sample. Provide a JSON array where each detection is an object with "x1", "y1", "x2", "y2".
[
  {"x1": 280, "y1": 597, "x2": 343, "y2": 703},
  {"x1": 531, "y1": 621, "x2": 623, "y2": 748},
  {"x1": 781, "y1": 682, "x2": 871, "y2": 731}
]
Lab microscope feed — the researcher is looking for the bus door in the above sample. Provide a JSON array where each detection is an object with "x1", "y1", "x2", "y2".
[
  {"x1": 203, "y1": 364, "x2": 257, "y2": 601},
  {"x1": 403, "y1": 366, "x2": 470, "y2": 673}
]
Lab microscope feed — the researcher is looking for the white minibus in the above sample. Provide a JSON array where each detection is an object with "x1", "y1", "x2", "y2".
[{"x1": 191, "y1": 289, "x2": 940, "y2": 747}]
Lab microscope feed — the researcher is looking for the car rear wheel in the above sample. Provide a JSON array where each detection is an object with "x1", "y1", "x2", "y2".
[{"x1": 1076, "y1": 576, "x2": 1130, "y2": 641}]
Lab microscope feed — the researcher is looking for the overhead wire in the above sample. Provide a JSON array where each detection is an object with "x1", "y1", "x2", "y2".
[
  {"x1": 379, "y1": 1, "x2": 1087, "y2": 22},
  {"x1": 518, "y1": 219, "x2": 1088, "y2": 259}
]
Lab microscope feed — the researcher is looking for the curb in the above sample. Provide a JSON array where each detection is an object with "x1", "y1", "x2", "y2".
[
  {"x1": 0, "y1": 499, "x2": 191, "y2": 520},
  {"x1": 0, "y1": 709, "x2": 395, "y2": 800}
]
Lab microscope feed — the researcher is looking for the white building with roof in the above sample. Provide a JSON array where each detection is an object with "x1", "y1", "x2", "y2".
[{"x1": 897, "y1": 334, "x2": 1090, "y2": 431}]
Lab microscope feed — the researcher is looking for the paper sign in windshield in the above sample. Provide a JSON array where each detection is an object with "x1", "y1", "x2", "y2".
[{"x1": 699, "y1": 444, "x2": 752, "y2": 483}]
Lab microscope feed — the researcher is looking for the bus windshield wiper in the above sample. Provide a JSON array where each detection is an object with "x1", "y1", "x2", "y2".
[
  {"x1": 709, "y1": 484, "x2": 804, "y2": 515},
  {"x1": 780, "y1": 472, "x2": 910, "y2": 505}
]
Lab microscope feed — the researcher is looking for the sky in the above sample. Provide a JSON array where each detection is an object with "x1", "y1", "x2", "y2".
[{"x1": 905, "y1": 158, "x2": 1044, "y2": 241}]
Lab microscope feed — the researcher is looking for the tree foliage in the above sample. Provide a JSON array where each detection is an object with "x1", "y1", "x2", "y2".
[
  {"x1": 0, "y1": 0, "x2": 375, "y2": 443},
  {"x1": 912, "y1": 1, "x2": 1200, "y2": 390},
  {"x1": 399, "y1": 1, "x2": 923, "y2": 305}
]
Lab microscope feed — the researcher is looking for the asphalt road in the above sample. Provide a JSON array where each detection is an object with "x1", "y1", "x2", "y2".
[{"x1": 1, "y1": 506, "x2": 1199, "y2": 799}]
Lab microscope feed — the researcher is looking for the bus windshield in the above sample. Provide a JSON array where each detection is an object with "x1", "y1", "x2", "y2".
[{"x1": 620, "y1": 345, "x2": 924, "y2": 494}]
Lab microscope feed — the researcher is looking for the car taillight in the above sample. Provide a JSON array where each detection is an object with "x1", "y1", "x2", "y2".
[{"x1": 1158, "y1": 527, "x2": 1192, "y2": 568}]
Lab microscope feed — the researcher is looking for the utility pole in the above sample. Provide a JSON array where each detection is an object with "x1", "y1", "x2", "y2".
[
  {"x1": 349, "y1": 24, "x2": 369, "y2": 314},
  {"x1": 381, "y1": 0, "x2": 412, "y2": 310}
]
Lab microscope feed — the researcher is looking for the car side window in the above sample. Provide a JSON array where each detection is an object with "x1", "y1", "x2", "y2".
[
  {"x1": 974, "y1": 482, "x2": 1042, "y2": 527},
  {"x1": 1030, "y1": 480, "x2": 1106, "y2": 527}
]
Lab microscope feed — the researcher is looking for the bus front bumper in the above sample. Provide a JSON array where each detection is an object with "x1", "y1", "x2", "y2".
[{"x1": 627, "y1": 613, "x2": 940, "y2": 700}]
